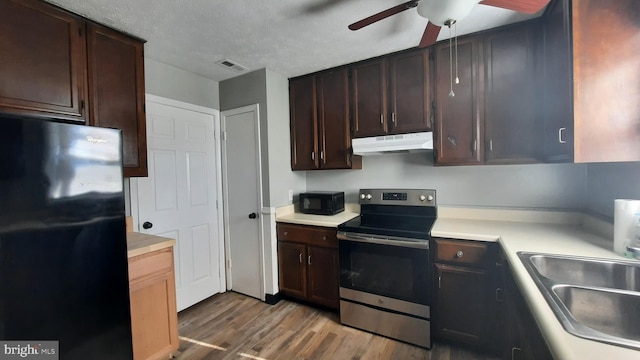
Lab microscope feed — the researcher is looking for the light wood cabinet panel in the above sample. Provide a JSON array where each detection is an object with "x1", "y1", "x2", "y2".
[
  {"x1": 0, "y1": 0, "x2": 86, "y2": 121},
  {"x1": 128, "y1": 247, "x2": 178, "y2": 360},
  {"x1": 571, "y1": 0, "x2": 640, "y2": 162},
  {"x1": 87, "y1": 22, "x2": 147, "y2": 177}
]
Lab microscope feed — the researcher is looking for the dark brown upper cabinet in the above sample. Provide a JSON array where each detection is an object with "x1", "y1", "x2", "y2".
[
  {"x1": 434, "y1": 37, "x2": 483, "y2": 165},
  {"x1": 483, "y1": 24, "x2": 539, "y2": 164},
  {"x1": 87, "y1": 22, "x2": 147, "y2": 177},
  {"x1": 541, "y1": 0, "x2": 573, "y2": 162},
  {"x1": 290, "y1": 68, "x2": 361, "y2": 171},
  {"x1": 352, "y1": 49, "x2": 432, "y2": 138},
  {"x1": 543, "y1": 0, "x2": 640, "y2": 163},
  {"x1": 0, "y1": 0, "x2": 87, "y2": 122},
  {"x1": 0, "y1": 0, "x2": 148, "y2": 177},
  {"x1": 434, "y1": 22, "x2": 539, "y2": 165}
]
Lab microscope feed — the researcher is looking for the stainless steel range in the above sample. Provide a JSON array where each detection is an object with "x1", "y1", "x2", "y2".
[{"x1": 337, "y1": 189, "x2": 436, "y2": 348}]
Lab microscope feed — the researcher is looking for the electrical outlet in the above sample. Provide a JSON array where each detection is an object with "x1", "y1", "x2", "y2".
[{"x1": 288, "y1": 190, "x2": 294, "y2": 202}]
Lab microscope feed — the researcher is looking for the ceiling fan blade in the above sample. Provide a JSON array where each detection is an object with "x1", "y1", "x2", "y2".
[
  {"x1": 349, "y1": 0, "x2": 419, "y2": 31},
  {"x1": 418, "y1": 22, "x2": 441, "y2": 47},
  {"x1": 479, "y1": 0, "x2": 551, "y2": 14}
]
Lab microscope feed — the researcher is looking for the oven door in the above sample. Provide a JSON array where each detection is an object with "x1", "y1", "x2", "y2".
[{"x1": 337, "y1": 232, "x2": 430, "y2": 306}]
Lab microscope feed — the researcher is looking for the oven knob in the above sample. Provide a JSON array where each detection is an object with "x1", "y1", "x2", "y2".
[
  {"x1": 378, "y1": 298, "x2": 384, "y2": 304},
  {"x1": 366, "y1": 194, "x2": 372, "y2": 200},
  {"x1": 428, "y1": 195, "x2": 434, "y2": 201},
  {"x1": 419, "y1": 195, "x2": 426, "y2": 201},
  {"x1": 360, "y1": 193, "x2": 366, "y2": 200}
]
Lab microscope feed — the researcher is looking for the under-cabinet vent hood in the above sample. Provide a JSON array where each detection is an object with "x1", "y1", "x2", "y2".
[{"x1": 352, "y1": 132, "x2": 433, "y2": 156}]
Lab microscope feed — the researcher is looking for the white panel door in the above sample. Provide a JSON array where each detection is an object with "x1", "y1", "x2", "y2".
[
  {"x1": 136, "y1": 96, "x2": 222, "y2": 311},
  {"x1": 222, "y1": 104, "x2": 263, "y2": 300}
]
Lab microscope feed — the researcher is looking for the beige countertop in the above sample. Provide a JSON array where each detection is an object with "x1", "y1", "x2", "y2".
[
  {"x1": 127, "y1": 232, "x2": 176, "y2": 258},
  {"x1": 433, "y1": 208, "x2": 637, "y2": 360},
  {"x1": 275, "y1": 203, "x2": 360, "y2": 228}
]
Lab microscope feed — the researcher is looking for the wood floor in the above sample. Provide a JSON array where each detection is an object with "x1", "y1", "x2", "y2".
[{"x1": 175, "y1": 292, "x2": 499, "y2": 360}]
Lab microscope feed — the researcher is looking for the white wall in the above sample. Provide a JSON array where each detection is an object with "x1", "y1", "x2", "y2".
[
  {"x1": 307, "y1": 154, "x2": 587, "y2": 210},
  {"x1": 144, "y1": 58, "x2": 220, "y2": 109},
  {"x1": 586, "y1": 162, "x2": 640, "y2": 219}
]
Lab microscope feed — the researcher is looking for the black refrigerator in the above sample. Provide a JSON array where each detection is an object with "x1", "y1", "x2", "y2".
[{"x1": 0, "y1": 115, "x2": 134, "y2": 359}]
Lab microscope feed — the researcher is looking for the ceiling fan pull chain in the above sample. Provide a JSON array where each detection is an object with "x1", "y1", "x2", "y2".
[
  {"x1": 454, "y1": 22, "x2": 459, "y2": 85},
  {"x1": 448, "y1": 25, "x2": 455, "y2": 97}
]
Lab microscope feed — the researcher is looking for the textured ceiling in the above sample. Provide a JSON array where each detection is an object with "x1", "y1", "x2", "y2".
[{"x1": 46, "y1": 0, "x2": 541, "y2": 82}]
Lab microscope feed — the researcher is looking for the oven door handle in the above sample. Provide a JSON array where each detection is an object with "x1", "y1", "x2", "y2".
[{"x1": 337, "y1": 232, "x2": 429, "y2": 249}]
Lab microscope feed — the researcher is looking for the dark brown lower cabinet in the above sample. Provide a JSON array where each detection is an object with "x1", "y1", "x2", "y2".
[
  {"x1": 433, "y1": 238, "x2": 500, "y2": 354},
  {"x1": 502, "y1": 253, "x2": 553, "y2": 360},
  {"x1": 277, "y1": 223, "x2": 339, "y2": 309}
]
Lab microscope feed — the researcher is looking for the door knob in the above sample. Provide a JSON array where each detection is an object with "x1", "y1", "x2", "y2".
[
  {"x1": 248, "y1": 213, "x2": 257, "y2": 219},
  {"x1": 142, "y1": 221, "x2": 153, "y2": 229}
]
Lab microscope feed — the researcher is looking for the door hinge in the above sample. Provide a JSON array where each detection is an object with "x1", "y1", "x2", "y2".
[
  {"x1": 222, "y1": 131, "x2": 227, "y2": 141},
  {"x1": 227, "y1": 259, "x2": 232, "y2": 269},
  {"x1": 216, "y1": 200, "x2": 219, "y2": 209}
]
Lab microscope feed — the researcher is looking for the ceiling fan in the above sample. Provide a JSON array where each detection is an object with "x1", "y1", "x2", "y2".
[{"x1": 348, "y1": 0, "x2": 551, "y2": 47}]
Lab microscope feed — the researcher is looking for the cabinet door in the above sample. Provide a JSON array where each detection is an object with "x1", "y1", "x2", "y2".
[
  {"x1": 434, "y1": 37, "x2": 482, "y2": 165},
  {"x1": 87, "y1": 23, "x2": 147, "y2": 177},
  {"x1": 351, "y1": 59, "x2": 387, "y2": 137},
  {"x1": 307, "y1": 246, "x2": 339, "y2": 309},
  {"x1": 435, "y1": 263, "x2": 491, "y2": 347},
  {"x1": 388, "y1": 49, "x2": 432, "y2": 134},
  {"x1": 0, "y1": 0, "x2": 86, "y2": 121},
  {"x1": 289, "y1": 75, "x2": 318, "y2": 170},
  {"x1": 278, "y1": 241, "x2": 307, "y2": 299},
  {"x1": 542, "y1": 0, "x2": 573, "y2": 162},
  {"x1": 483, "y1": 24, "x2": 539, "y2": 164},
  {"x1": 317, "y1": 68, "x2": 353, "y2": 169}
]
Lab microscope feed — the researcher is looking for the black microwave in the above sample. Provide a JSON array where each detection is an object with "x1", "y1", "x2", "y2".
[{"x1": 299, "y1": 191, "x2": 345, "y2": 215}]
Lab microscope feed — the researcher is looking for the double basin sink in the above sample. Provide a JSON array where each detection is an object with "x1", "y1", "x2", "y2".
[{"x1": 518, "y1": 252, "x2": 640, "y2": 350}]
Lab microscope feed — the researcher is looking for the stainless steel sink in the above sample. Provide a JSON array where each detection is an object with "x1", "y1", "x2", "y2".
[
  {"x1": 518, "y1": 252, "x2": 640, "y2": 350},
  {"x1": 528, "y1": 254, "x2": 640, "y2": 291}
]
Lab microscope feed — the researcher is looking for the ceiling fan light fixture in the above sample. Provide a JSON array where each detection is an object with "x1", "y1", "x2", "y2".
[{"x1": 417, "y1": 0, "x2": 480, "y2": 26}]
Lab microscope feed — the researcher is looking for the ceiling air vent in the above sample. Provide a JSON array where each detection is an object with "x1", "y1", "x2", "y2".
[{"x1": 215, "y1": 58, "x2": 249, "y2": 73}]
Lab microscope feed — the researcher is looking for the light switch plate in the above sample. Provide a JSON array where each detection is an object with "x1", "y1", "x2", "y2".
[{"x1": 288, "y1": 190, "x2": 293, "y2": 201}]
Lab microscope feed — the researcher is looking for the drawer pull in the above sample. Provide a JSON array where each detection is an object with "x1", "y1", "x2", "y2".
[
  {"x1": 299, "y1": 253, "x2": 303, "y2": 263},
  {"x1": 284, "y1": 231, "x2": 288, "y2": 236},
  {"x1": 308, "y1": 255, "x2": 312, "y2": 265},
  {"x1": 456, "y1": 250, "x2": 464, "y2": 258},
  {"x1": 322, "y1": 236, "x2": 327, "y2": 240}
]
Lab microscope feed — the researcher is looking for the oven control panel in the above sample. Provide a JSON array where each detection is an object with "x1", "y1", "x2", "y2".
[{"x1": 359, "y1": 189, "x2": 436, "y2": 206}]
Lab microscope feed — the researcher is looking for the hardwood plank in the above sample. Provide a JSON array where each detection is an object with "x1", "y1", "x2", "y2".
[{"x1": 175, "y1": 292, "x2": 499, "y2": 360}]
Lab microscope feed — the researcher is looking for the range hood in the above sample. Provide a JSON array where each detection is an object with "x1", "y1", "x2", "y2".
[{"x1": 352, "y1": 132, "x2": 433, "y2": 156}]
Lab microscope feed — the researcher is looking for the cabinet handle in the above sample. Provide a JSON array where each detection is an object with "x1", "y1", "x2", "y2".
[
  {"x1": 299, "y1": 253, "x2": 303, "y2": 264},
  {"x1": 438, "y1": 275, "x2": 442, "y2": 289},
  {"x1": 489, "y1": 140, "x2": 493, "y2": 152},
  {"x1": 456, "y1": 250, "x2": 464, "y2": 258},
  {"x1": 308, "y1": 255, "x2": 312, "y2": 265},
  {"x1": 512, "y1": 347, "x2": 522, "y2": 360},
  {"x1": 558, "y1": 127, "x2": 567, "y2": 144},
  {"x1": 284, "y1": 231, "x2": 288, "y2": 236},
  {"x1": 311, "y1": 151, "x2": 315, "y2": 160},
  {"x1": 322, "y1": 236, "x2": 327, "y2": 240},
  {"x1": 472, "y1": 139, "x2": 477, "y2": 153},
  {"x1": 320, "y1": 151, "x2": 324, "y2": 161},
  {"x1": 391, "y1": 112, "x2": 396, "y2": 126},
  {"x1": 380, "y1": 114, "x2": 384, "y2": 125},
  {"x1": 496, "y1": 288, "x2": 504, "y2": 302}
]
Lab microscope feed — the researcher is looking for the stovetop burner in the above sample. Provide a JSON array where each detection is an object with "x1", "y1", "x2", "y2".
[{"x1": 337, "y1": 189, "x2": 437, "y2": 240}]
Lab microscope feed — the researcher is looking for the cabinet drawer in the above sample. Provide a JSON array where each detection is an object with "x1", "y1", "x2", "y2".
[
  {"x1": 128, "y1": 248, "x2": 173, "y2": 282},
  {"x1": 277, "y1": 223, "x2": 337, "y2": 248},
  {"x1": 435, "y1": 239, "x2": 488, "y2": 266}
]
